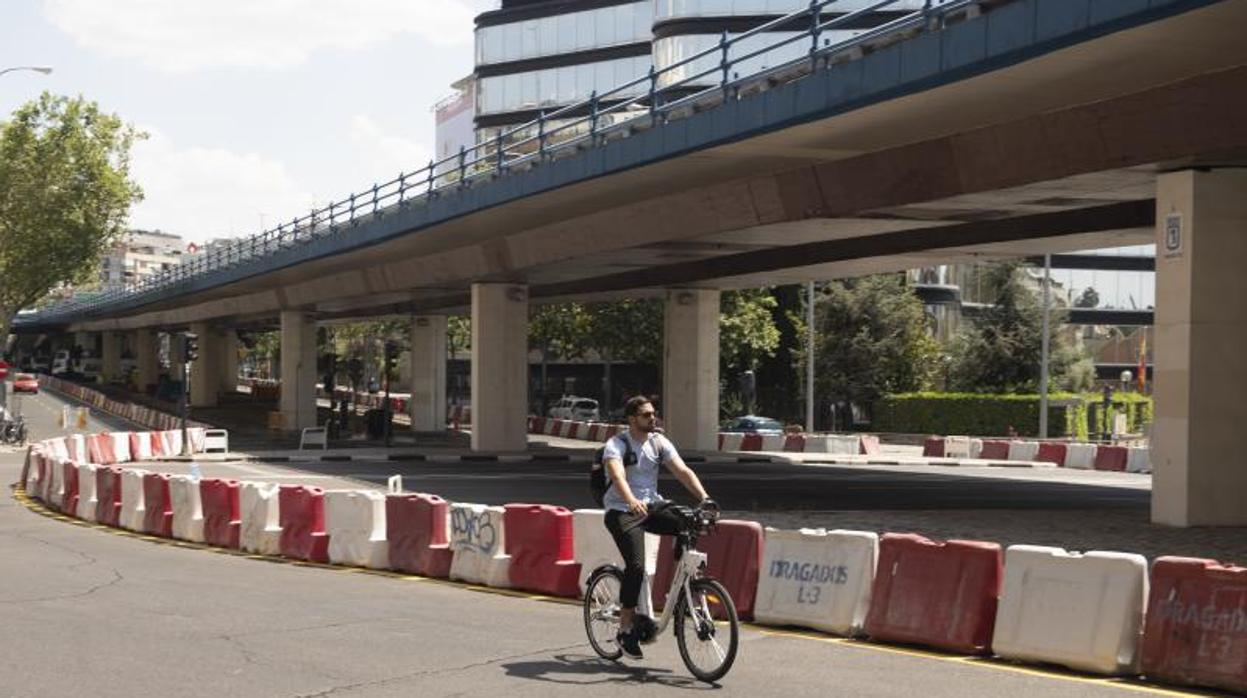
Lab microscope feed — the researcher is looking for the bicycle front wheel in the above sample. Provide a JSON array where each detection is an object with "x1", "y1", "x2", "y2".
[
  {"x1": 583, "y1": 567, "x2": 624, "y2": 660},
  {"x1": 675, "y1": 577, "x2": 739, "y2": 683}
]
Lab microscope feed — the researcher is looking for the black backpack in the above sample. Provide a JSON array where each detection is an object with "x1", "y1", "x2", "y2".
[{"x1": 590, "y1": 434, "x2": 636, "y2": 506}]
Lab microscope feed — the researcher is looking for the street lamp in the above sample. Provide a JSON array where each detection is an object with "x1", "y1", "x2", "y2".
[
  {"x1": 1120, "y1": 370, "x2": 1133, "y2": 394},
  {"x1": 0, "y1": 66, "x2": 53, "y2": 78}
]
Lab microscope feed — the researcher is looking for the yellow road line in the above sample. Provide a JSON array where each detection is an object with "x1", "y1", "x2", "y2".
[
  {"x1": 754, "y1": 630, "x2": 1217, "y2": 697},
  {"x1": 7, "y1": 484, "x2": 1221, "y2": 696}
]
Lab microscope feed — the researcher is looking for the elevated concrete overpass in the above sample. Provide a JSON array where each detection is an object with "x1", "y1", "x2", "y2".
[{"x1": 17, "y1": 0, "x2": 1247, "y2": 524}]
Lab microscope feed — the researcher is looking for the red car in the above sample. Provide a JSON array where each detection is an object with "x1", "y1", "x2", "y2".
[{"x1": 12, "y1": 373, "x2": 39, "y2": 394}]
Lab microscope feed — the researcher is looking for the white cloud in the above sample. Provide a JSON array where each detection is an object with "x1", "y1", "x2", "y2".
[
  {"x1": 42, "y1": 0, "x2": 481, "y2": 72},
  {"x1": 128, "y1": 128, "x2": 317, "y2": 242},
  {"x1": 348, "y1": 114, "x2": 433, "y2": 179}
]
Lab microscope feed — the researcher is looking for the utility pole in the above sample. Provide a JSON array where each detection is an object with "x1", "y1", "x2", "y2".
[
  {"x1": 1039, "y1": 255, "x2": 1051, "y2": 439},
  {"x1": 806, "y1": 281, "x2": 815, "y2": 434},
  {"x1": 384, "y1": 341, "x2": 397, "y2": 447},
  {"x1": 181, "y1": 332, "x2": 199, "y2": 456}
]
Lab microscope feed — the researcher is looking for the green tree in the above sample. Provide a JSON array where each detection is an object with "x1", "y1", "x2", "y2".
[
  {"x1": 948, "y1": 262, "x2": 1088, "y2": 393},
  {"x1": 1074, "y1": 286, "x2": 1100, "y2": 308},
  {"x1": 720, "y1": 288, "x2": 780, "y2": 373},
  {"x1": 796, "y1": 275, "x2": 940, "y2": 415},
  {"x1": 529, "y1": 303, "x2": 591, "y2": 412},
  {"x1": 0, "y1": 93, "x2": 144, "y2": 336},
  {"x1": 447, "y1": 315, "x2": 471, "y2": 358},
  {"x1": 583, "y1": 298, "x2": 663, "y2": 409}
]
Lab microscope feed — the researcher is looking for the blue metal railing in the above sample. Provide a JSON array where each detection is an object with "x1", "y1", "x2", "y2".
[{"x1": 27, "y1": 0, "x2": 977, "y2": 324}]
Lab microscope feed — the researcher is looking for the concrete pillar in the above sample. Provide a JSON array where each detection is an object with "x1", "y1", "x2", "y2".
[
  {"x1": 133, "y1": 329, "x2": 159, "y2": 391},
  {"x1": 220, "y1": 331, "x2": 239, "y2": 394},
  {"x1": 188, "y1": 323, "x2": 223, "y2": 408},
  {"x1": 101, "y1": 332, "x2": 122, "y2": 382},
  {"x1": 409, "y1": 315, "x2": 448, "y2": 432},
  {"x1": 280, "y1": 311, "x2": 318, "y2": 430},
  {"x1": 470, "y1": 284, "x2": 528, "y2": 451},
  {"x1": 662, "y1": 289, "x2": 720, "y2": 452},
  {"x1": 1152, "y1": 169, "x2": 1247, "y2": 526}
]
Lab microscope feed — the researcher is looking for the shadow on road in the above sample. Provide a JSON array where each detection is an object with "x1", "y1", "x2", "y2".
[{"x1": 501, "y1": 652, "x2": 715, "y2": 689}]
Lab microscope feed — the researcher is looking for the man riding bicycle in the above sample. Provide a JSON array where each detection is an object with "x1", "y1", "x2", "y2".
[{"x1": 601, "y1": 395, "x2": 715, "y2": 660}]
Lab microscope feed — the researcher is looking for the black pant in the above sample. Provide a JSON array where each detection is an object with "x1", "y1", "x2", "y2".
[{"x1": 605, "y1": 501, "x2": 684, "y2": 609}]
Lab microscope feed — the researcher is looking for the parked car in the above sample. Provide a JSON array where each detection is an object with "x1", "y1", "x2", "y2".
[
  {"x1": 12, "y1": 373, "x2": 39, "y2": 394},
  {"x1": 548, "y1": 395, "x2": 601, "y2": 422},
  {"x1": 720, "y1": 415, "x2": 785, "y2": 434},
  {"x1": 77, "y1": 357, "x2": 103, "y2": 382}
]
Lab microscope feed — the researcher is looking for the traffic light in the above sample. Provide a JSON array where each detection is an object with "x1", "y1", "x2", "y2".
[
  {"x1": 183, "y1": 332, "x2": 200, "y2": 363},
  {"x1": 383, "y1": 341, "x2": 399, "y2": 376}
]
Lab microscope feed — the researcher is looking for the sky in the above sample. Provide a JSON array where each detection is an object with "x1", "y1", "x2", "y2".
[
  {"x1": 1, "y1": 0, "x2": 497, "y2": 243},
  {"x1": 0, "y1": 1, "x2": 1153, "y2": 309}
]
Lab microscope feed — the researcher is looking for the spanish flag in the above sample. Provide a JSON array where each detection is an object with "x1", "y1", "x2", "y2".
[{"x1": 1137, "y1": 333, "x2": 1147, "y2": 393}]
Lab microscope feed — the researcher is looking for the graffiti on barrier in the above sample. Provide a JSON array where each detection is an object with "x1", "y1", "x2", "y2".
[{"x1": 451, "y1": 507, "x2": 499, "y2": 554}]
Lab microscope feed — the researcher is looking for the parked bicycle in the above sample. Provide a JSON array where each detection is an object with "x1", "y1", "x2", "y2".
[
  {"x1": 1, "y1": 412, "x2": 28, "y2": 445},
  {"x1": 582, "y1": 503, "x2": 739, "y2": 683}
]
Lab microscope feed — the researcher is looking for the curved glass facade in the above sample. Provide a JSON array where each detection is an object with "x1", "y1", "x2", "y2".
[
  {"x1": 477, "y1": 55, "x2": 652, "y2": 115},
  {"x1": 655, "y1": 0, "x2": 927, "y2": 21},
  {"x1": 477, "y1": 2, "x2": 653, "y2": 66},
  {"x1": 653, "y1": 31, "x2": 864, "y2": 88}
]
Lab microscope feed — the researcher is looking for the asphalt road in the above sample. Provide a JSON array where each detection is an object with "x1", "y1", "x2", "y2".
[
  {"x1": 1, "y1": 388, "x2": 1193, "y2": 697},
  {"x1": 278, "y1": 454, "x2": 1149, "y2": 513}
]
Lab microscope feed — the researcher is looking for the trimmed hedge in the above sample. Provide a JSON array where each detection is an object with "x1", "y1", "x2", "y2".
[{"x1": 873, "y1": 392, "x2": 1153, "y2": 439}]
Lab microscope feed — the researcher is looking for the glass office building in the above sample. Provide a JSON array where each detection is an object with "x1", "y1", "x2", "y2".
[{"x1": 471, "y1": 0, "x2": 922, "y2": 143}]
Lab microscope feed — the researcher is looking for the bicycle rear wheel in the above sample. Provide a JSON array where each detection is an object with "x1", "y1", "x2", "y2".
[
  {"x1": 675, "y1": 578, "x2": 739, "y2": 683},
  {"x1": 583, "y1": 567, "x2": 624, "y2": 660}
]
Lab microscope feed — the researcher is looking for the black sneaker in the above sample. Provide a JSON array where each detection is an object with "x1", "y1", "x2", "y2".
[{"x1": 616, "y1": 629, "x2": 644, "y2": 660}]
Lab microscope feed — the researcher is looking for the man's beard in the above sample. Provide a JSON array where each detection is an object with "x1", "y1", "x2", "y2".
[{"x1": 638, "y1": 421, "x2": 656, "y2": 433}]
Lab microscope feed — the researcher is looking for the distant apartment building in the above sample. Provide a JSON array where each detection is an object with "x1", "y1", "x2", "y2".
[{"x1": 99, "y1": 229, "x2": 186, "y2": 290}]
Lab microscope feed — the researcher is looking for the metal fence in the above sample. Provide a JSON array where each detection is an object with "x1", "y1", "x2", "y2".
[{"x1": 25, "y1": 0, "x2": 979, "y2": 324}]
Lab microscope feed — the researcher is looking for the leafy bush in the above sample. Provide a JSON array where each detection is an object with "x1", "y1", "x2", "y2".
[{"x1": 873, "y1": 392, "x2": 1152, "y2": 438}]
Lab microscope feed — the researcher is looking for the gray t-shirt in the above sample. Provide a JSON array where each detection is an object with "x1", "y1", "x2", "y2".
[{"x1": 600, "y1": 431, "x2": 680, "y2": 513}]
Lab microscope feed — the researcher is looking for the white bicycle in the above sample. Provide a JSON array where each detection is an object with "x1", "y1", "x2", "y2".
[{"x1": 582, "y1": 504, "x2": 739, "y2": 683}]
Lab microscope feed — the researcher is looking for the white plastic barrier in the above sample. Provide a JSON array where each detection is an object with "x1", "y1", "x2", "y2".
[
  {"x1": 943, "y1": 436, "x2": 971, "y2": 458},
  {"x1": 719, "y1": 433, "x2": 744, "y2": 451},
  {"x1": 23, "y1": 448, "x2": 43, "y2": 499},
  {"x1": 1007, "y1": 441, "x2": 1040, "y2": 462},
  {"x1": 110, "y1": 432, "x2": 132, "y2": 463},
  {"x1": 804, "y1": 435, "x2": 860, "y2": 455},
  {"x1": 969, "y1": 438, "x2": 984, "y2": 459},
  {"x1": 992, "y1": 545, "x2": 1148, "y2": 675},
  {"x1": 754, "y1": 528, "x2": 878, "y2": 636},
  {"x1": 760, "y1": 434, "x2": 786, "y2": 451},
  {"x1": 202, "y1": 429, "x2": 229, "y2": 454},
  {"x1": 160, "y1": 430, "x2": 183, "y2": 457},
  {"x1": 47, "y1": 437, "x2": 70, "y2": 462},
  {"x1": 119, "y1": 468, "x2": 150, "y2": 531},
  {"x1": 130, "y1": 433, "x2": 153, "y2": 461},
  {"x1": 67, "y1": 434, "x2": 87, "y2": 463},
  {"x1": 168, "y1": 475, "x2": 205, "y2": 543},
  {"x1": 448, "y1": 503, "x2": 510, "y2": 588},
  {"x1": 1126, "y1": 447, "x2": 1151, "y2": 474},
  {"x1": 239, "y1": 481, "x2": 282, "y2": 555},
  {"x1": 1065, "y1": 443, "x2": 1097, "y2": 469},
  {"x1": 47, "y1": 456, "x2": 66, "y2": 509},
  {"x1": 299, "y1": 427, "x2": 327, "y2": 450},
  {"x1": 188, "y1": 427, "x2": 207, "y2": 453},
  {"x1": 572, "y1": 509, "x2": 658, "y2": 614},
  {"x1": 75, "y1": 463, "x2": 99, "y2": 522},
  {"x1": 324, "y1": 490, "x2": 389, "y2": 569}
]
